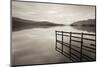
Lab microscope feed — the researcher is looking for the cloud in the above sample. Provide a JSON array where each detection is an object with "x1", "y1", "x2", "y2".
[{"x1": 12, "y1": 1, "x2": 95, "y2": 24}]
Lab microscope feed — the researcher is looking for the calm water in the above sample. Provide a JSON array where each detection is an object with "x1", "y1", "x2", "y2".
[{"x1": 12, "y1": 26, "x2": 95, "y2": 65}]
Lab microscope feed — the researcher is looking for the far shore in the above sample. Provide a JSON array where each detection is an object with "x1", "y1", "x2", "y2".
[{"x1": 12, "y1": 17, "x2": 65, "y2": 31}]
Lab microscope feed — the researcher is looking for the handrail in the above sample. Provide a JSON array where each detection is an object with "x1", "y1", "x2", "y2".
[
  {"x1": 71, "y1": 39, "x2": 81, "y2": 43},
  {"x1": 72, "y1": 44, "x2": 96, "y2": 53},
  {"x1": 83, "y1": 38, "x2": 95, "y2": 41},
  {"x1": 83, "y1": 33, "x2": 96, "y2": 36},
  {"x1": 83, "y1": 45, "x2": 96, "y2": 50},
  {"x1": 56, "y1": 31, "x2": 96, "y2": 36}
]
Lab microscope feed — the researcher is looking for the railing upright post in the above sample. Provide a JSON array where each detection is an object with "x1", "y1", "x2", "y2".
[
  {"x1": 80, "y1": 32, "x2": 83, "y2": 61},
  {"x1": 69, "y1": 32, "x2": 72, "y2": 59},
  {"x1": 62, "y1": 31, "x2": 64, "y2": 53},
  {"x1": 94, "y1": 34, "x2": 96, "y2": 59},
  {"x1": 55, "y1": 31, "x2": 57, "y2": 51}
]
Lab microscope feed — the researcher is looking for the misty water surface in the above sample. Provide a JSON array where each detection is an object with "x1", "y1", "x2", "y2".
[{"x1": 12, "y1": 25, "x2": 95, "y2": 65}]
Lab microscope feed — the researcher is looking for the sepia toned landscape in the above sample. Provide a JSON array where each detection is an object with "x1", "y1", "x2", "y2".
[{"x1": 12, "y1": 1, "x2": 96, "y2": 66}]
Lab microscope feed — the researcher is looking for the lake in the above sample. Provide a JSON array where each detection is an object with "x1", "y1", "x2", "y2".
[{"x1": 12, "y1": 26, "x2": 96, "y2": 65}]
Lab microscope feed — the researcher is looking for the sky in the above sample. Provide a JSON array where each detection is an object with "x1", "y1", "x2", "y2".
[{"x1": 12, "y1": 1, "x2": 95, "y2": 24}]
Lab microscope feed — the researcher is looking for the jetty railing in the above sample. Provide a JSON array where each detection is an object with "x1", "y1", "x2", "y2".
[{"x1": 55, "y1": 31, "x2": 96, "y2": 62}]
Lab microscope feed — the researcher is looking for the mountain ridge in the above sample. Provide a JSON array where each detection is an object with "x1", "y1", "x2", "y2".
[
  {"x1": 70, "y1": 19, "x2": 96, "y2": 26},
  {"x1": 12, "y1": 17, "x2": 65, "y2": 31}
]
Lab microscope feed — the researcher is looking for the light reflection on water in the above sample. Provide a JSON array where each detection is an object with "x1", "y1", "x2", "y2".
[{"x1": 12, "y1": 26, "x2": 95, "y2": 65}]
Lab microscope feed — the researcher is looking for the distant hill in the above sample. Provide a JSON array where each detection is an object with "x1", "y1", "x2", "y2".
[
  {"x1": 12, "y1": 17, "x2": 65, "y2": 31},
  {"x1": 70, "y1": 19, "x2": 96, "y2": 26}
]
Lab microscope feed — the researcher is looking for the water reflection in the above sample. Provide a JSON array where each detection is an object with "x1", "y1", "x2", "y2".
[{"x1": 12, "y1": 23, "x2": 96, "y2": 65}]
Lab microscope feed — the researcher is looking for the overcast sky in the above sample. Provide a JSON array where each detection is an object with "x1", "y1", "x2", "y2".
[{"x1": 12, "y1": 1, "x2": 95, "y2": 24}]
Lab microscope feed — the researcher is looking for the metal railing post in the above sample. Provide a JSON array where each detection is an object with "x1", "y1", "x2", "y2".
[
  {"x1": 80, "y1": 32, "x2": 83, "y2": 61},
  {"x1": 69, "y1": 32, "x2": 72, "y2": 59},
  {"x1": 55, "y1": 31, "x2": 57, "y2": 51},
  {"x1": 62, "y1": 31, "x2": 64, "y2": 53}
]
